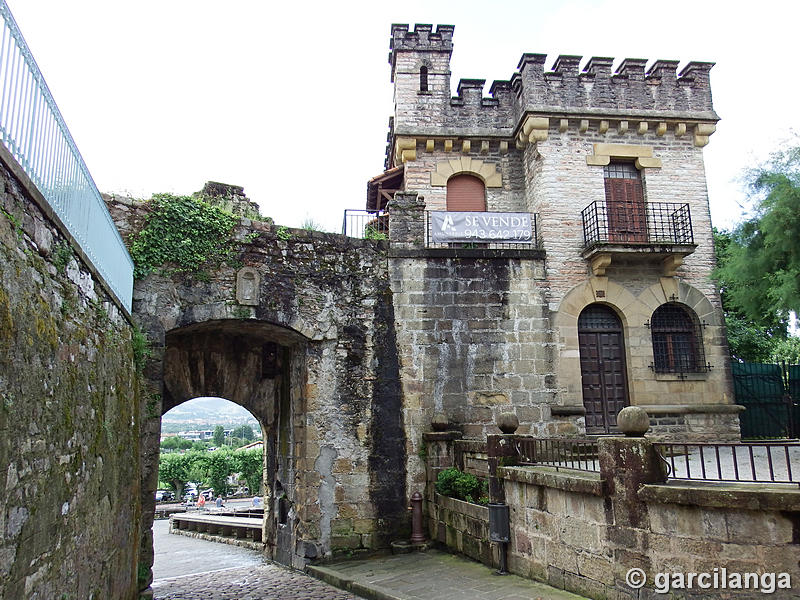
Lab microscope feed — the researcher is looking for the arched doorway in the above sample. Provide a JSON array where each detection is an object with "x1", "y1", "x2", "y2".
[
  {"x1": 159, "y1": 397, "x2": 265, "y2": 503},
  {"x1": 578, "y1": 304, "x2": 629, "y2": 433},
  {"x1": 153, "y1": 319, "x2": 308, "y2": 566}
]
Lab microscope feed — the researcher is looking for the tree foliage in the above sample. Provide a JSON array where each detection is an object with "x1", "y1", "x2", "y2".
[
  {"x1": 235, "y1": 447, "x2": 264, "y2": 495},
  {"x1": 203, "y1": 449, "x2": 235, "y2": 497},
  {"x1": 714, "y1": 144, "x2": 800, "y2": 362},
  {"x1": 213, "y1": 425, "x2": 225, "y2": 447},
  {"x1": 158, "y1": 452, "x2": 200, "y2": 499},
  {"x1": 231, "y1": 424, "x2": 254, "y2": 441},
  {"x1": 160, "y1": 436, "x2": 194, "y2": 452},
  {"x1": 714, "y1": 146, "x2": 800, "y2": 331}
]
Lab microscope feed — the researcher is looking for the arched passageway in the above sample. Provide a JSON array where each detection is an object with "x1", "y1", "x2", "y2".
[
  {"x1": 159, "y1": 397, "x2": 264, "y2": 501},
  {"x1": 137, "y1": 319, "x2": 310, "y2": 585}
]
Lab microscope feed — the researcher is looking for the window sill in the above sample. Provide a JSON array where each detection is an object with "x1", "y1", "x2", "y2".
[{"x1": 652, "y1": 371, "x2": 710, "y2": 382}]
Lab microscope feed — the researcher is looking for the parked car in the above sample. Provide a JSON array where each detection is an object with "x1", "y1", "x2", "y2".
[
  {"x1": 183, "y1": 489, "x2": 197, "y2": 503},
  {"x1": 199, "y1": 488, "x2": 214, "y2": 500},
  {"x1": 155, "y1": 490, "x2": 175, "y2": 502}
]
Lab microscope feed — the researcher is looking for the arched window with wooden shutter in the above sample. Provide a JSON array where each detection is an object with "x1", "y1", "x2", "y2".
[
  {"x1": 446, "y1": 174, "x2": 486, "y2": 211},
  {"x1": 604, "y1": 161, "x2": 647, "y2": 242}
]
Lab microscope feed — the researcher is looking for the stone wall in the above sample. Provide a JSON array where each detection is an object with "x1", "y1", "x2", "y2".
[
  {"x1": 0, "y1": 151, "x2": 141, "y2": 599},
  {"x1": 502, "y1": 468, "x2": 608, "y2": 593},
  {"x1": 106, "y1": 194, "x2": 407, "y2": 589},
  {"x1": 427, "y1": 494, "x2": 493, "y2": 566},
  {"x1": 423, "y1": 432, "x2": 494, "y2": 566},
  {"x1": 402, "y1": 145, "x2": 526, "y2": 213},
  {"x1": 390, "y1": 193, "x2": 582, "y2": 498},
  {"x1": 424, "y1": 431, "x2": 800, "y2": 599}
]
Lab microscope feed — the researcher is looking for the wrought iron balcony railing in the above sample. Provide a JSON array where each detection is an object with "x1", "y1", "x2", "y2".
[
  {"x1": 581, "y1": 200, "x2": 694, "y2": 249},
  {"x1": 655, "y1": 442, "x2": 800, "y2": 486},
  {"x1": 514, "y1": 436, "x2": 600, "y2": 473}
]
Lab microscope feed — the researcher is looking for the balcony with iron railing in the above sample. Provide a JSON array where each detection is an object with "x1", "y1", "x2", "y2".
[
  {"x1": 342, "y1": 207, "x2": 544, "y2": 259},
  {"x1": 580, "y1": 200, "x2": 696, "y2": 276},
  {"x1": 425, "y1": 211, "x2": 540, "y2": 251},
  {"x1": 0, "y1": 4, "x2": 133, "y2": 311}
]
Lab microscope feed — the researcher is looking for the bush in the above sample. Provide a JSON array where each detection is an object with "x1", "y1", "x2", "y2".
[{"x1": 435, "y1": 467, "x2": 488, "y2": 504}]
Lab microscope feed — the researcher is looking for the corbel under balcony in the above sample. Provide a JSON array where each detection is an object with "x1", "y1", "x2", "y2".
[{"x1": 584, "y1": 246, "x2": 696, "y2": 277}]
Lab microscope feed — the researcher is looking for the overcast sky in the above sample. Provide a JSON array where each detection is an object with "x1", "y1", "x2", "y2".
[{"x1": 6, "y1": 0, "x2": 799, "y2": 233}]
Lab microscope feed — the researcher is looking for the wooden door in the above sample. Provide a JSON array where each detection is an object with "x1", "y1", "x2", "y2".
[
  {"x1": 604, "y1": 163, "x2": 647, "y2": 243},
  {"x1": 578, "y1": 305, "x2": 629, "y2": 433}
]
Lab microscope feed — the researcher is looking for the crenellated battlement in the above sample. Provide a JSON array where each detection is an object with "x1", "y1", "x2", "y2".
[
  {"x1": 511, "y1": 53, "x2": 716, "y2": 120},
  {"x1": 390, "y1": 23, "x2": 454, "y2": 82},
  {"x1": 388, "y1": 24, "x2": 718, "y2": 156}
]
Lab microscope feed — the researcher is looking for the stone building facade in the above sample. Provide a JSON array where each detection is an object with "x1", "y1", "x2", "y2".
[{"x1": 379, "y1": 24, "x2": 737, "y2": 497}]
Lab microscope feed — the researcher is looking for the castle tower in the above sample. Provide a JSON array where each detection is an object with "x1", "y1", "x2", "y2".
[
  {"x1": 389, "y1": 24, "x2": 454, "y2": 138},
  {"x1": 380, "y1": 23, "x2": 735, "y2": 457}
]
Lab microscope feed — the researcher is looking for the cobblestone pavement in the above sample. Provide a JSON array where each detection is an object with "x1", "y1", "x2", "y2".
[
  {"x1": 152, "y1": 520, "x2": 585, "y2": 600},
  {"x1": 152, "y1": 564, "x2": 361, "y2": 600},
  {"x1": 151, "y1": 519, "x2": 361, "y2": 600}
]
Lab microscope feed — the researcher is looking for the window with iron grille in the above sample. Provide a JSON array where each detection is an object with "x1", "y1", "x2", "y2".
[{"x1": 650, "y1": 303, "x2": 706, "y2": 373}]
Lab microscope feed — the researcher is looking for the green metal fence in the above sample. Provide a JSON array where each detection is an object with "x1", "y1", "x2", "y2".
[{"x1": 733, "y1": 362, "x2": 799, "y2": 439}]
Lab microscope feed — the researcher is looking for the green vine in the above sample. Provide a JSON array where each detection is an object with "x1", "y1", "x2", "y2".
[
  {"x1": 131, "y1": 325, "x2": 151, "y2": 373},
  {"x1": 276, "y1": 225, "x2": 291, "y2": 241},
  {"x1": 364, "y1": 225, "x2": 387, "y2": 241},
  {"x1": 129, "y1": 193, "x2": 239, "y2": 279},
  {"x1": 52, "y1": 242, "x2": 73, "y2": 274}
]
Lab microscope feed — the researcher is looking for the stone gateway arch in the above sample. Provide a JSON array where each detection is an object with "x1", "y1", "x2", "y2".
[{"x1": 108, "y1": 197, "x2": 409, "y2": 590}]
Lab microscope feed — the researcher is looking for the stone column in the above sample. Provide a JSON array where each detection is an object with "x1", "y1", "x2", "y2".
[
  {"x1": 387, "y1": 192, "x2": 426, "y2": 250},
  {"x1": 487, "y1": 413, "x2": 520, "y2": 503},
  {"x1": 422, "y1": 431, "x2": 462, "y2": 498},
  {"x1": 486, "y1": 434, "x2": 518, "y2": 504},
  {"x1": 422, "y1": 431, "x2": 462, "y2": 542},
  {"x1": 597, "y1": 423, "x2": 667, "y2": 593}
]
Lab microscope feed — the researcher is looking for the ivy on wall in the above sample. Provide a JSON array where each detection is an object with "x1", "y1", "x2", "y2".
[{"x1": 129, "y1": 193, "x2": 240, "y2": 279}]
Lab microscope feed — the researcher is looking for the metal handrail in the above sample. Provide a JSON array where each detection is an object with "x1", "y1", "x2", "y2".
[
  {"x1": 342, "y1": 209, "x2": 388, "y2": 239},
  {"x1": 0, "y1": 3, "x2": 133, "y2": 311},
  {"x1": 514, "y1": 436, "x2": 600, "y2": 473},
  {"x1": 655, "y1": 442, "x2": 800, "y2": 486}
]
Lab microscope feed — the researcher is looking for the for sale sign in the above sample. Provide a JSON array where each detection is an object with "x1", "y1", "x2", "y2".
[{"x1": 430, "y1": 211, "x2": 533, "y2": 243}]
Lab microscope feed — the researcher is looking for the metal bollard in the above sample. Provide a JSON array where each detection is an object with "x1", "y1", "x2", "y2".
[
  {"x1": 410, "y1": 491, "x2": 425, "y2": 543},
  {"x1": 488, "y1": 502, "x2": 510, "y2": 575}
]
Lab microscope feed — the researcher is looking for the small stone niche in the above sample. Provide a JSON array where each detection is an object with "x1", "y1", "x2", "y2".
[{"x1": 236, "y1": 267, "x2": 260, "y2": 306}]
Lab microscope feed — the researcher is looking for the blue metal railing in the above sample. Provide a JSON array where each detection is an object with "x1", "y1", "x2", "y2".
[{"x1": 0, "y1": 3, "x2": 133, "y2": 311}]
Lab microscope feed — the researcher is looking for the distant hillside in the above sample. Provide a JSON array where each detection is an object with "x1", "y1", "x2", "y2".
[{"x1": 162, "y1": 397, "x2": 258, "y2": 426}]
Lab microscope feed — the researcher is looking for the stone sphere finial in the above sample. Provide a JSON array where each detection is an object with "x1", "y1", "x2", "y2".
[
  {"x1": 431, "y1": 412, "x2": 449, "y2": 432},
  {"x1": 497, "y1": 412, "x2": 519, "y2": 434},
  {"x1": 617, "y1": 406, "x2": 650, "y2": 437}
]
